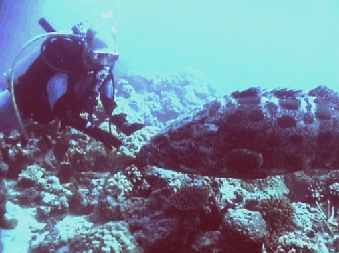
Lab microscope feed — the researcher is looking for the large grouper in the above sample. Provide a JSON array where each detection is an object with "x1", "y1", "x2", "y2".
[{"x1": 135, "y1": 86, "x2": 339, "y2": 179}]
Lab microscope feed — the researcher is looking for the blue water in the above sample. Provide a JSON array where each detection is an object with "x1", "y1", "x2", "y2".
[{"x1": 1, "y1": 0, "x2": 339, "y2": 94}]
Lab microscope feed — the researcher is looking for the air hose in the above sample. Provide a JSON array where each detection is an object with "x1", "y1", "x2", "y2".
[{"x1": 9, "y1": 32, "x2": 82, "y2": 139}]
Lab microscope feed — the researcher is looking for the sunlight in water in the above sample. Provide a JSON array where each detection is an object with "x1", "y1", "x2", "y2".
[{"x1": 0, "y1": 0, "x2": 338, "y2": 93}]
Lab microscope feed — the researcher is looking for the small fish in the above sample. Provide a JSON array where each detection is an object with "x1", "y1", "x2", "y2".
[{"x1": 136, "y1": 86, "x2": 339, "y2": 179}]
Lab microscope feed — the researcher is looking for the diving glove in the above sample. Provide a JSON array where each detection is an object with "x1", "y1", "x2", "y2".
[
  {"x1": 84, "y1": 127, "x2": 123, "y2": 149},
  {"x1": 111, "y1": 113, "x2": 144, "y2": 136}
]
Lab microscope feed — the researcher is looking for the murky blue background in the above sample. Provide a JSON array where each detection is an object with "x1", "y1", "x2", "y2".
[{"x1": 1, "y1": 0, "x2": 339, "y2": 93}]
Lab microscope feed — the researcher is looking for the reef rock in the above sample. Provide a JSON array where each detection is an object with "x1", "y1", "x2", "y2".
[
  {"x1": 137, "y1": 86, "x2": 339, "y2": 179},
  {"x1": 191, "y1": 231, "x2": 223, "y2": 253},
  {"x1": 30, "y1": 218, "x2": 142, "y2": 253},
  {"x1": 222, "y1": 208, "x2": 267, "y2": 250}
]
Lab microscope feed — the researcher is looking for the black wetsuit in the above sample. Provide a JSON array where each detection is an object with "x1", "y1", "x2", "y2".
[{"x1": 14, "y1": 37, "x2": 122, "y2": 148}]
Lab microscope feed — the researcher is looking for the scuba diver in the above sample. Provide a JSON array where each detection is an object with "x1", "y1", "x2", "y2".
[
  {"x1": 0, "y1": 18, "x2": 143, "y2": 148},
  {"x1": 0, "y1": 18, "x2": 144, "y2": 229}
]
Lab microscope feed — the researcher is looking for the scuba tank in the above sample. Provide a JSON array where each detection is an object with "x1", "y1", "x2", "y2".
[{"x1": 39, "y1": 18, "x2": 56, "y2": 33}]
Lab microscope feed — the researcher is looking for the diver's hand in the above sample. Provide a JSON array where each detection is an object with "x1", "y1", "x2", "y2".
[
  {"x1": 61, "y1": 114, "x2": 123, "y2": 149},
  {"x1": 84, "y1": 127, "x2": 123, "y2": 149}
]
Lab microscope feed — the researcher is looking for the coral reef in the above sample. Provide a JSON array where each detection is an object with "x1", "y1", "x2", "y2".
[
  {"x1": 1, "y1": 75, "x2": 339, "y2": 253},
  {"x1": 69, "y1": 221, "x2": 141, "y2": 253},
  {"x1": 258, "y1": 197, "x2": 295, "y2": 234},
  {"x1": 257, "y1": 197, "x2": 295, "y2": 252}
]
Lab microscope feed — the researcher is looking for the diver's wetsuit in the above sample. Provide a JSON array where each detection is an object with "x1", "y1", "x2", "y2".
[
  {"x1": 11, "y1": 36, "x2": 122, "y2": 148},
  {"x1": 0, "y1": 36, "x2": 124, "y2": 232}
]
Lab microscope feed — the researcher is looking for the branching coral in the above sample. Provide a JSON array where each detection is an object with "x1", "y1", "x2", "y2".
[
  {"x1": 257, "y1": 197, "x2": 295, "y2": 252},
  {"x1": 124, "y1": 165, "x2": 151, "y2": 197},
  {"x1": 315, "y1": 199, "x2": 338, "y2": 236},
  {"x1": 259, "y1": 197, "x2": 295, "y2": 233},
  {"x1": 69, "y1": 221, "x2": 142, "y2": 253},
  {"x1": 16, "y1": 164, "x2": 73, "y2": 219},
  {"x1": 306, "y1": 179, "x2": 339, "y2": 237}
]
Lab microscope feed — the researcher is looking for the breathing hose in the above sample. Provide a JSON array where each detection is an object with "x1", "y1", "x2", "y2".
[{"x1": 9, "y1": 32, "x2": 82, "y2": 139}]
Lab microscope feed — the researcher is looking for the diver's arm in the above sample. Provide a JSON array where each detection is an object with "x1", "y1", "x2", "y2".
[
  {"x1": 62, "y1": 115, "x2": 123, "y2": 148},
  {"x1": 52, "y1": 94, "x2": 122, "y2": 149}
]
